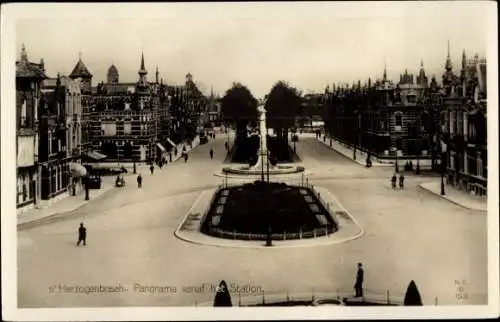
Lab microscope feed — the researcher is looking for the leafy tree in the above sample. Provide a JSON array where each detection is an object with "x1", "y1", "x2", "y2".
[
  {"x1": 221, "y1": 82, "x2": 258, "y2": 140},
  {"x1": 265, "y1": 81, "x2": 302, "y2": 143}
]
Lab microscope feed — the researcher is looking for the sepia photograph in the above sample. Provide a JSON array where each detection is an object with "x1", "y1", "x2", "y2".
[{"x1": 1, "y1": 1, "x2": 498, "y2": 320}]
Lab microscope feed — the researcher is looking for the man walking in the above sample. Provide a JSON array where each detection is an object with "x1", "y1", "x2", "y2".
[
  {"x1": 209, "y1": 149, "x2": 214, "y2": 159},
  {"x1": 150, "y1": 164, "x2": 154, "y2": 175},
  {"x1": 354, "y1": 262, "x2": 364, "y2": 297},
  {"x1": 77, "y1": 223, "x2": 87, "y2": 246},
  {"x1": 137, "y1": 173, "x2": 142, "y2": 188},
  {"x1": 399, "y1": 173, "x2": 405, "y2": 189}
]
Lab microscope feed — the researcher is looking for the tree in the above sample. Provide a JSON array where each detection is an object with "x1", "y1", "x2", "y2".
[
  {"x1": 403, "y1": 280, "x2": 423, "y2": 306},
  {"x1": 265, "y1": 81, "x2": 302, "y2": 144},
  {"x1": 221, "y1": 82, "x2": 258, "y2": 140}
]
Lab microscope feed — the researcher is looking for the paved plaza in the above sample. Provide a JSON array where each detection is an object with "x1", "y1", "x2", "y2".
[{"x1": 17, "y1": 133, "x2": 488, "y2": 307}]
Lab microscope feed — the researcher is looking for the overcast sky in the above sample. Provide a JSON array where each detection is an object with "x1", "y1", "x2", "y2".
[{"x1": 9, "y1": 2, "x2": 494, "y2": 97}]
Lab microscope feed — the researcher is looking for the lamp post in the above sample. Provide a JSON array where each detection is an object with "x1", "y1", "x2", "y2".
[{"x1": 440, "y1": 137, "x2": 447, "y2": 196}]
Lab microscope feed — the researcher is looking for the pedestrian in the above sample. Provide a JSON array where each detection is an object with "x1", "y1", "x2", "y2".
[
  {"x1": 209, "y1": 149, "x2": 214, "y2": 159},
  {"x1": 399, "y1": 173, "x2": 405, "y2": 189},
  {"x1": 150, "y1": 164, "x2": 154, "y2": 175},
  {"x1": 137, "y1": 173, "x2": 142, "y2": 188},
  {"x1": 213, "y1": 280, "x2": 232, "y2": 307},
  {"x1": 354, "y1": 262, "x2": 364, "y2": 297},
  {"x1": 77, "y1": 222, "x2": 87, "y2": 246},
  {"x1": 391, "y1": 173, "x2": 397, "y2": 189},
  {"x1": 184, "y1": 152, "x2": 188, "y2": 163}
]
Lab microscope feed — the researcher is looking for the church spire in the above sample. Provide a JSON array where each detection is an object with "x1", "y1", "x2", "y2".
[
  {"x1": 383, "y1": 57, "x2": 387, "y2": 81},
  {"x1": 138, "y1": 51, "x2": 148, "y2": 87},
  {"x1": 155, "y1": 66, "x2": 159, "y2": 84},
  {"x1": 445, "y1": 40, "x2": 453, "y2": 71}
]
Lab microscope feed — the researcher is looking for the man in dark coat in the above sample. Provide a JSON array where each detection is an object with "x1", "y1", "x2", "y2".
[
  {"x1": 137, "y1": 174, "x2": 142, "y2": 188},
  {"x1": 77, "y1": 223, "x2": 87, "y2": 246},
  {"x1": 209, "y1": 149, "x2": 214, "y2": 159},
  {"x1": 150, "y1": 164, "x2": 154, "y2": 175},
  {"x1": 354, "y1": 262, "x2": 364, "y2": 297}
]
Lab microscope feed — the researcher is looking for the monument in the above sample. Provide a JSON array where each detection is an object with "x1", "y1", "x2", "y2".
[{"x1": 221, "y1": 101, "x2": 304, "y2": 177}]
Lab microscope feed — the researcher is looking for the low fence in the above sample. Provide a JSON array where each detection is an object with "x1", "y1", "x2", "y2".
[
  {"x1": 201, "y1": 178, "x2": 340, "y2": 241},
  {"x1": 193, "y1": 286, "x2": 441, "y2": 307}
]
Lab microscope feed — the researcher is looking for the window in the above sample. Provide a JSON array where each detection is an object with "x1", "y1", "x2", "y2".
[
  {"x1": 394, "y1": 112, "x2": 402, "y2": 131},
  {"x1": 21, "y1": 100, "x2": 27, "y2": 126}
]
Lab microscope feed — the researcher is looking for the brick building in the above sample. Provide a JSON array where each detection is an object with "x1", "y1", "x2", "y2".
[{"x1": 16, "y1": 45, "x2": 47, "y2": 211}]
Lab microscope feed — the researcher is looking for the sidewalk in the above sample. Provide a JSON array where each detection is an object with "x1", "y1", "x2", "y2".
[
  {"x1": 315, "y1": 136, "x2": 393, "y2": 167},
  {"x1": 418, "y1": 181, "x2": 487, "y2": 212},
  {"x1": 17, "y1": 179, "x2": 115, "y2": 227},
  {"x1": 17, "y1": 137, "x2": 203, "y2": 227}
]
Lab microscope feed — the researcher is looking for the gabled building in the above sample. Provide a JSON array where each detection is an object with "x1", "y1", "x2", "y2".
[
  {"x1": 16, "y1": 44, "x2": 47, "y2": 211},
  {"x1": 84, "y1": 53, "x2": 167, "y2": 163},
  {"x1": 441, "y1": 46, "x2": 487, "y2": 195}
]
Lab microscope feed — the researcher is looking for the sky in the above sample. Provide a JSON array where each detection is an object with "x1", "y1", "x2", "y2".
[{"x1": 7, "y1": 2, "x2": 495, "y2": 98}]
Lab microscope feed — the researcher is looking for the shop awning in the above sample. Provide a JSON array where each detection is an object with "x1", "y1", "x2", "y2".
[
  {"x1": 156, "y1": 143, "x2": 166, "y2": 152},
  {"x1": 69, "y1": 162, "x2": 88, "y2": 177},
  {"x1": 85, "y1": 151, "x2": 107, "y2": 160}
]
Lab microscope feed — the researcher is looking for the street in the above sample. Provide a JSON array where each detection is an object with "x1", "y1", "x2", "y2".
[{"x1": 17, "y1": 134, "x2": 487, "y2": 307}]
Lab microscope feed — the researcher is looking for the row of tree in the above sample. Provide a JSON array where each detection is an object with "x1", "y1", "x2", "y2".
[{"x1": 220, "y1": 81, "x2": 302, "y2": 144}]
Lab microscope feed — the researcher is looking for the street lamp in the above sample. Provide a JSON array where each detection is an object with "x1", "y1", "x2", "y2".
[{"x1": 440, "y1": 137, "x2": 447, "y2": 195}]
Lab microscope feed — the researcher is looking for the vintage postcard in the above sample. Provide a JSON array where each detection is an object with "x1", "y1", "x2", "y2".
[{"x1": 1, "y1": 1, "x2": 498, "y2": 320}]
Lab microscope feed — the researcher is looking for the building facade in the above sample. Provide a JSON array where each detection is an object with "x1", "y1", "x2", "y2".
[
  {"x1": 324, "y1": 62, "x2": 432, "y2": 161},
  {"x1": 39, "y1": 75, "x2": 85, "y2": 200},
  {"x1": 16, "y1": 45, "x2": 47, "y2": 211},
  {"x1": 83, "y1": 53, "x2": 166, "y2": 163},
  {"x1": 440, "y1": 49, "x2": 487, "y2": 195}
]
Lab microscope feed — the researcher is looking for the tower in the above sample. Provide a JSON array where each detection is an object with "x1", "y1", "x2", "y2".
[
  {"x1": 69, "y1": 52, "x2": 93, "y2": 94},
  {"x1": 107, "y1": 64, "x2": 119, "y2": 84},
  {"x1": 137, "y1": 51, "x2": 148, "y2": 88},
  {"x1": 416, "y1": 60, "x2": 428, "y2": 87}
]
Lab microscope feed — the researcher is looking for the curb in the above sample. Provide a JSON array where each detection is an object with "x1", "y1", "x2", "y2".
[
  {"x1": 315, "y1": 138, "x2": 393, "y2": 168},
  {"x1": 174, "y1": 187, "x2": 365, "y2": 249},
  {"x1": 417, "y1": 183, "x2": 486, "y2": 212},
  {"x1": 17, "y1": 183, "x2": 115, "y2": 229}
]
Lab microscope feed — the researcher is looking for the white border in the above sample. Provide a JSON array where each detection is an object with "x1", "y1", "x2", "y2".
[{"x1": 1, "y1": 2, "x2": 499, "y2": 320}]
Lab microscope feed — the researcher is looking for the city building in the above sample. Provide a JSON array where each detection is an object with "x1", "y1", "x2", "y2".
[
  {"x1": 40, "y1": 74, "x2": 86, "y2": 200},
  {"x1": 84, "y1": 53, "x2": 167, "y2": 163},
  {"x1": 440, "y1": 47, "x2": 487, "y2": 195},
  {"x1": 16, "y1": 44, "x2": 47, "y2": 211},
  {"x1": 324, "y1": 61, "x2": 432, "y2": 162},
  {"x1": 69, "y1": 54, "x2": 94, "y2": 159}
]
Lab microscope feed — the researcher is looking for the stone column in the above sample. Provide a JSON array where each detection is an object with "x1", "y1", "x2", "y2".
[{"x1": 258, "y1": 105, "x2": 269, "y2": 168}]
